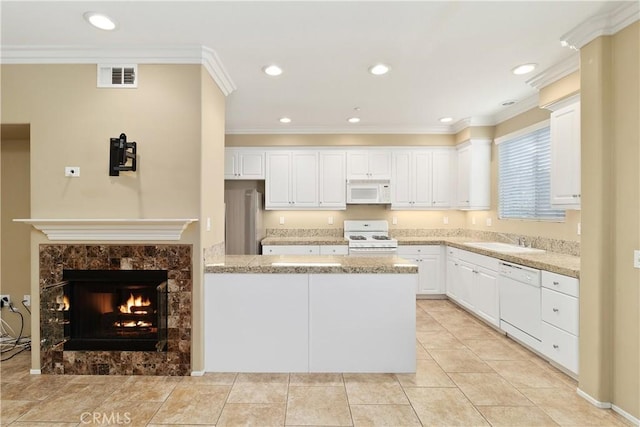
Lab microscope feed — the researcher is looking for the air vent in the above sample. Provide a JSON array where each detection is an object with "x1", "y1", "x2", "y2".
[{"x1": 97, "y1": 64, "x2": 138, "y2": 88}]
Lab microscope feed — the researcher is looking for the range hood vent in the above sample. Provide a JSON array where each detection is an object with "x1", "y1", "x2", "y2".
[{"x1": 97, "y1": 64, "x2": 138, "y2": 88}]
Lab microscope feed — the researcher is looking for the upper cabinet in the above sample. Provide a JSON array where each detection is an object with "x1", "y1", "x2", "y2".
[
  {"x1": 457, "y1": 139, "x2": 491, "y2": 210},
  {"x1": 265, "y1": 150, "x2": 346, "y2": 210},
  {"x1": 224, "y1": 148, "x2": 265, "y2": 180},
  {"x1": 346, "y1": 150, "x2": 391, "y2": 180},
  {"x1": 548, "y1": 96, "x2": 581, "y2": 209},
  {"x1": 391, "y1": 149, "x2": 454, "y2": 209}
]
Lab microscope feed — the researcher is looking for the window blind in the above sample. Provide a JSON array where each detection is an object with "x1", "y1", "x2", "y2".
[{"x1": 498, "y1": 126, "x2": 565, "y2": 221}]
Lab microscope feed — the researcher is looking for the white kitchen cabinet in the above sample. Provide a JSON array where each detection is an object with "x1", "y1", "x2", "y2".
[
  {"x1": 391, "y1": 149, "x2": 454, "y2": 209},
  {"x1": 318, "y1": 151, "x2": 346, "y2": 209},
  {"x1": 548, "y1": 96, "x2": 581, "y2": 209},
  {"x1": 346, "y1": 150, "x2": 391, "y2": 180},
  {"x1": 540, "y1": 270, "x2": 579, "y2": 375},
  {"x1": 445, "y1": 247, "x2": 499, "y2": 327},
  {"x1": 456, "y1": 139, "x2": 491, "y2": 210},
  {"x1": 318, "y1": 245, "x2": 349, "y2": 255},
  {"x1": 263, "y1": 245, "x2": 320, "y2": 255},
  {"x1": 265, "y1": 151, "x2": 318, "y2": 209},
  {"x1": 224, "y1": 148, "x2": 265, "y2": 180},
  {"x1": 397, "y1": 245, "x2": 444, "y2": 295}
]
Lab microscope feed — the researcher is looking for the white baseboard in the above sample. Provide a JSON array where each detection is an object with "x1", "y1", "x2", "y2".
[
  {"x1": 29, "y1": 369, "x2": 41, "y2": 375},
  {"x1": 612, "y1": 404, "x2": 640, "y2": 426},
  {"x1": 190, "y1": 370, "x2": 205, "y2": 377},
  {"x1": 577, "y1": 388, "x2": 640, "y2": 425},
  {"x1": 576, "y1": 388, "x2": 611, "y2": 408}
]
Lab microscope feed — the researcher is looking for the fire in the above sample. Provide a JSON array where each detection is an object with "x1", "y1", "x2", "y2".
[
  {"x1": 56, "y1": 295, "x2": 70, "y2": 311},
  {"x1": 118, "y1": 293, "x2": 151, "y2": 314},
  {"x1": 115, "y1": 320, "x2": 153, "y2": 328}
]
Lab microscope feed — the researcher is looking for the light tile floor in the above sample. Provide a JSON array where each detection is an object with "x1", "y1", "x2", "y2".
[{"x1": 0, "y1": 299, "x2": 634, "y2": 426}]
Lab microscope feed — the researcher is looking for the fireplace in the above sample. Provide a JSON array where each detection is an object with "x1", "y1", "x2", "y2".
[{"x1": 56, "y1": 270, "x2": 168, "y2": 351}]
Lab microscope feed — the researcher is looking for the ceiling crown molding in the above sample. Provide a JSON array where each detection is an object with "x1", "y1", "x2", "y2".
[
  {"x1": 559, "y1": 1, "x2": 640, "y2": 50},
  {"x1": 526, "y1": 54, "x2": 580, "y2": 90},
  {"x1": 225, "y1": 125, "x2": 454, "y2": 135},
  {"x1": 0, "y1": 45, "x2": 236, "y2": 96}
]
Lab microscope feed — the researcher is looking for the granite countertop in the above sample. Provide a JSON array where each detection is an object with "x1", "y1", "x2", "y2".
[
  {"x1": 261, "y1": 236, "x2": 349, "y2": 245},
  {"x1": 205, "y1": 255, "x2": 418, "y2": 274},
  {"x1": 261, "y1": 235, "x2": 580, "y2": 278}
]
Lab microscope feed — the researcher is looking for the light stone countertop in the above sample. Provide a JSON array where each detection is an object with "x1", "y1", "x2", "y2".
[
  {"x1": 205, "y1": 255, "x2": 418, "y2": 274},
  {"x1": 261, "y1": 235, "x2": 580, "y2": 278}
]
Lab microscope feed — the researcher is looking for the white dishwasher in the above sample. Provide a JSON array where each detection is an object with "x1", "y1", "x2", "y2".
[{"x1": 499, "y1": 261, "x2": 542, "y2": 352}]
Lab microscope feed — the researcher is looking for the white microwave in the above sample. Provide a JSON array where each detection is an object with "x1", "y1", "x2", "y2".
[{"x1": 346, "y1": 180, "x2": 392, "y2": 204}]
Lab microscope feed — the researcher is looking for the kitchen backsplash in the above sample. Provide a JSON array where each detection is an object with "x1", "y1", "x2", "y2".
[{"x1": 265, "y1": 228, "x2": 580, "y2": 256}]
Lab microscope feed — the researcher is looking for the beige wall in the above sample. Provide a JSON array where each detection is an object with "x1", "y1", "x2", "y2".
[
  {"x1": 0, "y1": 64, "x2": 222, "y2": 372},
  {"x1": 539, "y1": 71, "x2": 580, "y2": 108},
  {"x1": 227, "y1": 133, "x2": 456, "y2": 147},
  {"x1": 0, "y1": 137, "x2": 31, "y2": 336},
  {"x1": 579, "y1": 21, "x2": 639, "y2": 419}
]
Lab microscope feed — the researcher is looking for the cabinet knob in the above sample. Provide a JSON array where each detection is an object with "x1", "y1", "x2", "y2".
[
  {"x1": 552, "y1": 308, "x2": 559, "y2": 312},
  {"x1": 553, "y1": 344, "x2": 559, "y2": 349},
  {"x1": 553, "y1": 281, "x2": 559, "y2": 286}
]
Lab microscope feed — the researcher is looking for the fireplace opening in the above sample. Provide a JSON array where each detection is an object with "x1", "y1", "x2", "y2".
[{"x1": 58, "y1": 270, "x2": 168, "y2": 351}]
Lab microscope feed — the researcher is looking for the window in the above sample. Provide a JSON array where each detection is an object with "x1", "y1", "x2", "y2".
[{"x1": 498, "y1": 123, "x2": 565, "y2": 221}]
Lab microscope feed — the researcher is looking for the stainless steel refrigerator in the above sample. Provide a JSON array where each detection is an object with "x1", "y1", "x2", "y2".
[{"x1": 224, "y1": 189, "x2": 264, "y2": 255}]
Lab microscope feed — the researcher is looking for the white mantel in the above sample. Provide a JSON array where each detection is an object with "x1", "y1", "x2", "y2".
[{"x1": 13, "y1": 218, "x2": 198, "y2": 241}]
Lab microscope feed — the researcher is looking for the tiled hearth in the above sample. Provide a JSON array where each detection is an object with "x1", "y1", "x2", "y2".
[{"x1": 39, "y1": 244, "x2": 192, "y2": 375}]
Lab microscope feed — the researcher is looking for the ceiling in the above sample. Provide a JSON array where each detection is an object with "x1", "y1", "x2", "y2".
[{"x1": 0, "y1": 1, "x2": 632, "y2": 134}]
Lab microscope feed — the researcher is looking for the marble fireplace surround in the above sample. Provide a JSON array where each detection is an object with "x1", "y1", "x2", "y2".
[{"x1": 39, "y1": 244, "x2": 192, "y2": 375}]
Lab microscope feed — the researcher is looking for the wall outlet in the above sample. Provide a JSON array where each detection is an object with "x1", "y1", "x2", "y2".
[
  {"x1": 486, "y1": 218, "x2": 492, "y2": 227},
  {"x1": 443, "y1": 216, "x2": 449, "y2": 225},
  {"x1": 279, "y1": 216, "x2": 285, "y2": 225},
  {"x1": 392, "y1": 216, "x2": 398, "y2": 225},
  {"x1": 23, "y1": 295, "x2": 30, "y2": 306},
  {"x1": 206, "y1": 217, "x2": 211, "y2": 232},
  {"x1": 472, "y1": 217, "x2": 476, "y2": 225},
  {"x1": 65, "y1": 166, "x2": 80, "y2": 177},
  {"x1": 634, "y1": 250, "x2": 640, "y2": 269},
  {"x1": 577, "y1": 222, "x2": 581, "y2": 235},
  {"x1": 0, "y1": 295, "x2": 10, "y2": 307},
  {"x1": 328, "y1": 216, "x2": 334, "y2": 225}
]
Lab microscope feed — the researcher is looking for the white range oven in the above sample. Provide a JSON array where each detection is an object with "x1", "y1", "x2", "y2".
[{"x1": 344, "y1": 220, "x2": 398, "y2": 256}]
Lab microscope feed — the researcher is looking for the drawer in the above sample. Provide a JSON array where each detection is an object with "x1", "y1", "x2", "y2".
[
  {"x1": 542, "y1": 271, "x2": 579, "y2": 297},
  {"x1": 319, "y1": 245, "x2": 348, "y2": 255},
  {"x1": 541, "y1": 288, "x2": 579, "y2": 335},
  {"x1": 263, "y1": 245, "x2": 320, "y2": 255},
  {"x1": 398, "y1": 245, "x2": 441, "y2": 256},
  {"x1": 446, "y1": 246, "x2": 461, "y2": 259},
  {"x1": 540, "y1": 321, "x2": 579, "y2": 374}
]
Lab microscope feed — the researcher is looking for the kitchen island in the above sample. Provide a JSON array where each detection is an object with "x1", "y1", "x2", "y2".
[{"x1": 204, "y1": 255, "x2": 417, "y2": 373}]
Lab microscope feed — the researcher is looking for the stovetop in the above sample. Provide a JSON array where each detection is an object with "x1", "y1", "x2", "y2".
[{"x1": 344, "y1": 220, "x2": 398, "y2": 248}]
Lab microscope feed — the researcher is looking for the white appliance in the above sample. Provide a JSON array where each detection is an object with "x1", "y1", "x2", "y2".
[
  {"x1": 499, "y1": 261, "x2": 542, "y2": 351},
  {"x1": 346, "y1": 180, "x2": 391, "y2": 204},
  {"x1": 344, "y1": 220, "x2": 398, "y2": 256}
]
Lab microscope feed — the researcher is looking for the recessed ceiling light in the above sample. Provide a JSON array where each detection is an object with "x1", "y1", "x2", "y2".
[
  {"x1": 501, "y1": 100, "x2": 517, "y2": 106},
  {"x1": 347, "y1": 117, "x2": 361, "y2": 123},
  {"x1": 368, "y1": 63, "x2": 390, "y2": 76},
  {"x1": 83, "y1": 12, "x2": 117, "y2": 31},
  {"x1": 279, "y1": 117, "x2": 291, "y2": 124},
  {"x1": 263, "y1": 65, "x2": 283, "y2": 76},
  {"x1": 512, "y1": 63, "x2": 537, "y2": 75},
  {"x1": 439, "y1": 117, "x2": 453, "y2": 123}
]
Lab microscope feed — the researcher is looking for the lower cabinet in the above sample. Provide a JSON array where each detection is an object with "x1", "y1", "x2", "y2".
[
  {"x1": 262, "y1": 244, "x2": 348, "y2": 256},
  {"x1": 397, "y1": 245, "x2": 444, "y2": 295}
]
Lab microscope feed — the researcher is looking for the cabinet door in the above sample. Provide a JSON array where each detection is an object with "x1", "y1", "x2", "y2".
[
  {"x1": 457, "y1": 146, "x2": 471, "y2": 208},
  {"x1": 391, "y1": 152, "x2": 413, "y2": 208},
  {"x1": 413, "y1": 151, "x2": 433, "y2": 208},
  {"x1": 265, "y1": 152, "x2": 291, "y2": 209},
  {"x1": 432, "y1": 150, "x2": 452, "y2": 208},
  {"x1": 224, "y1": 149, "x2": 238, "y2": 179},
  {"x1": 239, "y1": 151, "x2": 265, "y2": 179},
  {"x1": 346, "y1": 151, "x2": 370, "y2": 180},
  {"x1": 473, "y1": 266, "x2": 499, "y2": 327},
  {"x1": 368, "y1": 151, "x2": 391, "y2": 179},
  {"x1": 319, "y1": 152, "x2": 346, "y2": 209},
  {"x1": 457, "y1": 260, "x2": 475, "y2": 311},
  {"x1": 417, "y1": 254, "x2": 442, "y2": 294},
  {"x1": 291, "y1": 151, "x2": 318, "y2": 207},
  {"x1": 550, "y1": 102, "x2": 581, "y2": 208}
]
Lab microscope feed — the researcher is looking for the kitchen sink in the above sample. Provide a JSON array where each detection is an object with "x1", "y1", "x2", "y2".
[{"x1": 463, "y1": 242, "x2": 546, "y2": 254}]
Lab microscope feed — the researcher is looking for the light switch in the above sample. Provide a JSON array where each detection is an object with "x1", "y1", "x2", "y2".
[
  {"x1": 443, "y1": 216, "x2": 449, "y2": 225},
  {"x1": 392, "y1": 216, "x2": 398, "y2": 225},
  {"x1": 279, "y1": 216, "x2": 285, "y2": 225},
  {"x1": 328, "y1": 216, "x2": 334, "y2": 225},
  {"x1": 577, "y1": 222, "x2": 581, "y2": 235},
  {"x1": 472, "y1": 217, "x2": 476, "y2": 225},
  {"x1": 485, "y1": 217, "x2": 492, "y2": 227},
  {"x1": 634, "y1": 250, "x2": 640, "y2": 269}
]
